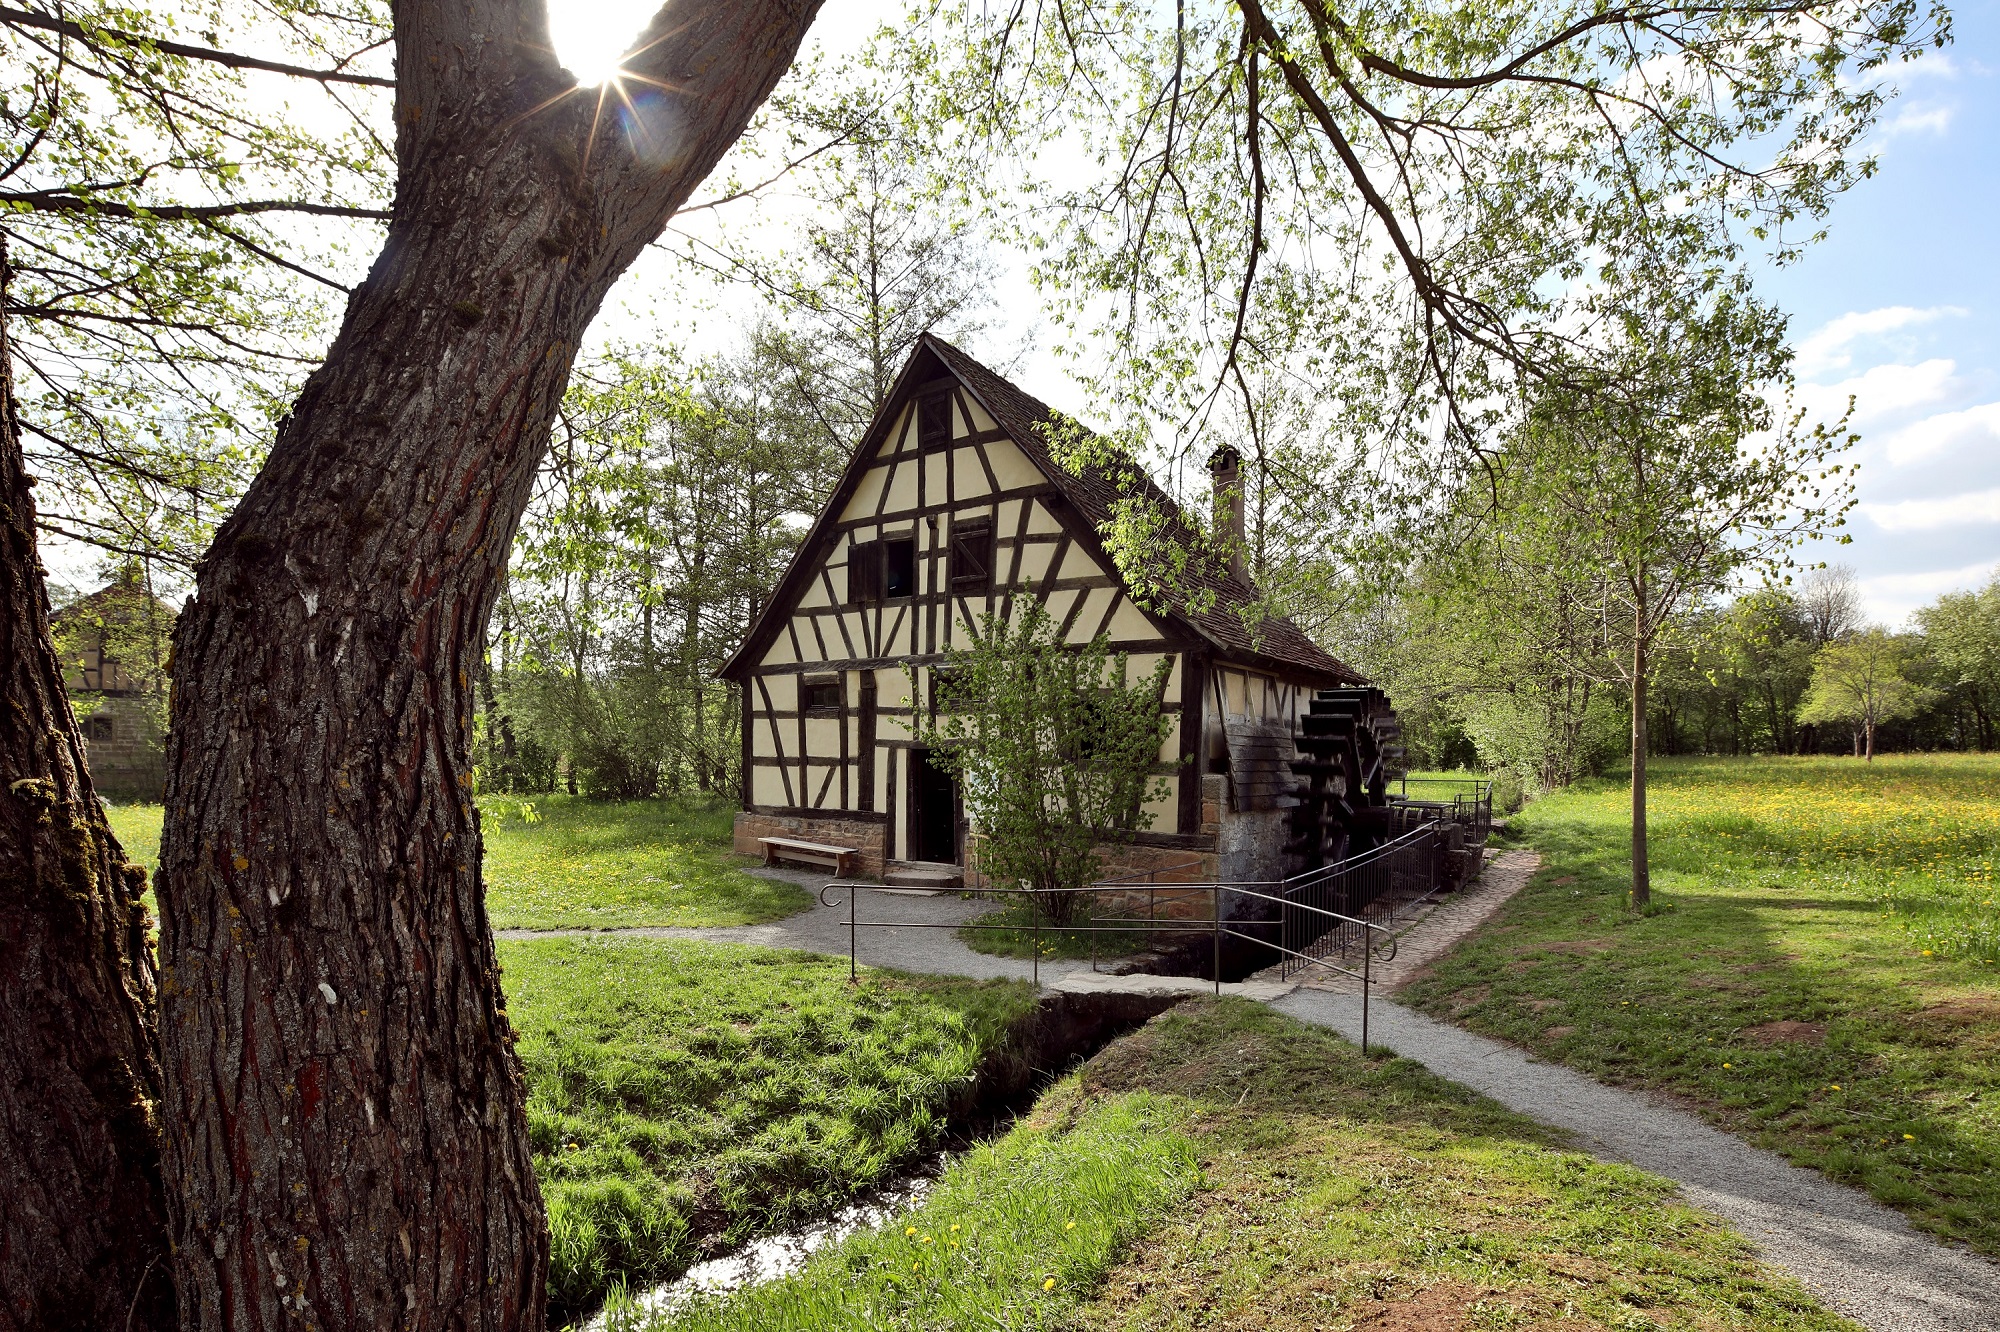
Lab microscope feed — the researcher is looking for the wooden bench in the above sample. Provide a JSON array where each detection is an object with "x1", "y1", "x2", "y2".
[{"x1": 758, "y1": 836, "x2": 861, "y2": 878}]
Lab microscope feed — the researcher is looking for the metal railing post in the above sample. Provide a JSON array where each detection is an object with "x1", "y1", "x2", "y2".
[
  {"x1": 1031, "y1": 890, "x2": 1040, "y2": 989},
  {"x1": 1212, "y1": 887, "x2": 1221, "y2": 996},
  {"x1": 1362, "y1": 926, "x2": 1371, "y2": 1055}
]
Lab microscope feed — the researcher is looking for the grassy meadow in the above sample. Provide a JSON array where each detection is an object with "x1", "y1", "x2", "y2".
[
  {"x1": 478, "y1": 796, "x2": 809, "y2": 928},
  {"x1": 618, "y1": 999, "x2": 1851, "y2": 1331},
  {"x1": 100, "y1": 794, "x2": 810, "y2": 929},
  {"x1": 1401, "y1": 753, "x2": 2000, "y2": 1255},
  {"x1": 502, "y1": 937, "x2": 1038, "y2": 1321}
]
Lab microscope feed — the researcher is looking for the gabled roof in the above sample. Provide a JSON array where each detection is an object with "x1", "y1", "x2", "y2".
[{"x1": 720, "y1": 334, "x2": 1364, "y2": 686}]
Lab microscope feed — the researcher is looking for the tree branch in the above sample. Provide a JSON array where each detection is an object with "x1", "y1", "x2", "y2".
[
  {"x1": 0, "y1": 5, "x2": 395, "y2": 87},
  {"x1": 2, "y1": 191, "x2": 390, "y2": 221}
]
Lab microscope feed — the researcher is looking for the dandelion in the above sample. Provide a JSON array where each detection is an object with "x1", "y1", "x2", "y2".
[
  {"x1": 913, "y1": 1262, "x2": 920, "y2": 1271},
  {"x1": 906, "y1": 1226, "x2": 917, "y2": 1237},
  {"x1": 1830, "y1": 1084, "x2": 1841, "y2": 1091},
  {"x1": 1903, "y1": 1133, "x2": 1915, "y2": 1141},
  {"x1": 1043, "y1": 1278, "x2": 1057, "y2": 1291},
  {"x1": 950, "y1": 1224, "x2": 960, "y2": 1232},
  {"x1": 1065, "y1": 1221, "x2": 1076, "y2": 1230},
  {"x1": 1723, "y1": 1063, "x2": 1732, "y2": 1069}
]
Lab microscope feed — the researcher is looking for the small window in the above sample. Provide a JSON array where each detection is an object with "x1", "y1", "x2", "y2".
[
  {"x1": 918, "y1": 393, "x2": 952, "y2": 451},
  {"x1": 883, "y1": 537, "x2": 916, "y2": 599},
  {"x1": 83, "y1": 714, "x2": 115, "y2": 743},
  {"x1": 848, "y1": 538, "x2": 881, "y2": 605},
  {"x1": 802, "y1": 676, "x2": 842, "y2": 712},
  {"x1": 949, "y1": 519, "x2": 994, "y2": 592}
]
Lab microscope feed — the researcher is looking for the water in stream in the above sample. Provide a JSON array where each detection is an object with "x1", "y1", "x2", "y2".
[{"x1": 586, "y1": 1158, "x2": 946, "y2": 1329}]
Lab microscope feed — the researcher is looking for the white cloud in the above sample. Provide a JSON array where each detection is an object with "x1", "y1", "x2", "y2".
[
  {"x1": 1859, "y1": 560, "x2": 2000, "y2": 627},
  {"x1": 1881, "y1": 400, "x2": 2000, "y2": 466},
  {"x1": 1794, "y1": 306, "x2": 1966, "y2": 377},
  {"x1": 1793, "y1": 357, "x2": 1963, "y2": 430},
  {"x1": 1859, "y1": 488, "x2": 2000, "y2": 533},
  {"x1": 1884, "y1": 104, "x2": 1954, "y2": 137}
]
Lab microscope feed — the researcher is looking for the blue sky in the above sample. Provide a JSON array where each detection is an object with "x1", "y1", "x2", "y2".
[{"x1": 1763, "y1": 18, "x2": 2000, "y2": 624}]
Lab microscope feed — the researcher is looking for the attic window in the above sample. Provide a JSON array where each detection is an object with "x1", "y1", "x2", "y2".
[
  {"x1": 918, "y1": 393, "x2": 952, "y2": 451},
  {"x1": 883, "y1": 537, "x2": 917, "y2": 598},
  {"x1": 949, "y1": 518, "x2": 993, "y2": 592}
]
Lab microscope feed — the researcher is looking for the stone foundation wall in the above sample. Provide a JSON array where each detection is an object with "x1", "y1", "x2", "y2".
[
  {"x1": 733, "y1": 810, "x2": 887, "y2": 879},
  {"x1": 961, "y1": 835, "x2": 1220, "y2": 919}
]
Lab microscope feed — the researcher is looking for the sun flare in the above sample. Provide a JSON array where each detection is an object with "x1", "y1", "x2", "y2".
[{"x1": 545, "y1": 0, "x2": 659, "y2": 87}]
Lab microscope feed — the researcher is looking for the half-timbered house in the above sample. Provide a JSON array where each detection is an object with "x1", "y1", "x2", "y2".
[{"x1": 722, "y1": 334, "x2": 1399, "y2": 887}]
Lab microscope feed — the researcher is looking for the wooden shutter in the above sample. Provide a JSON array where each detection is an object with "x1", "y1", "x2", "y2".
[
  {"x1": 848, "y1": 539, "x2": 880, "y2": 604},
  {"x1": 949, "y1": 519, "x2": 993, "y2": 592}
]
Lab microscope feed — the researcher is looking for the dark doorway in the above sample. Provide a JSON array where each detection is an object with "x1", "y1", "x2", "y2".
[{"x1": 909, "y1": 748, "x2": 959, "y2": 864}]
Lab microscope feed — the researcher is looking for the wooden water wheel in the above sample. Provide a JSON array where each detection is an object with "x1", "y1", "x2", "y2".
[{"x1": 1285, "y1": 686, "x2": 1405, "y2": 875}]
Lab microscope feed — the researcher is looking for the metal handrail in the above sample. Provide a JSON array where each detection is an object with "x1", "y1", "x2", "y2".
[{"x1": 815, "y1": 877, "x2": 1399, "y2": 1051}]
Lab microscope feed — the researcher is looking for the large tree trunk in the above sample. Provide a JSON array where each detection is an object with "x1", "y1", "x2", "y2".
[
  {"x1": 0, "y1": 248, "x2": 174, "y2": 1329},
  {"x1": 152, "y1": 3, "x2": 821, "y2": 1328}
]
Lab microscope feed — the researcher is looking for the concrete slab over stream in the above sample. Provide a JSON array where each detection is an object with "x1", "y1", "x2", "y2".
[{"x1": 1275, "y1": 986, "x2": 2000, "y2": 1332}]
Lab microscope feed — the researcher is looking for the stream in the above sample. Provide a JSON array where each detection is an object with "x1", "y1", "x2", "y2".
[{"x1": 586, "y1": 1156, "x2": 948, "y2": 1328}]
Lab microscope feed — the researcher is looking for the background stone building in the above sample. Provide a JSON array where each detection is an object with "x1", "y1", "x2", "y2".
[{"x1": 53, "y1": 566, "x2": 172, "y2": 800}]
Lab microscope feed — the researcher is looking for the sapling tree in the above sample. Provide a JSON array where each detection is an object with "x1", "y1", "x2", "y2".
[
  {"x1": 913, "y1": 598, "x2": 1174, "y2": 925},
  {"x1": 1471, "y1": 293, "x2": 1854, "y2": 910},
  {"x1": 1799, "y1": 629, "x2": 1936, "y2": 760}
]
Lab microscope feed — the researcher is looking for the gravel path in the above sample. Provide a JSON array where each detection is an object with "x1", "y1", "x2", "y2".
[{"x1": 1275, "y1": 985, "x2": 2000, "y2": 1332}]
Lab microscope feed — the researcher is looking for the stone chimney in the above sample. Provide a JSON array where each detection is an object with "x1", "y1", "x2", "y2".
[{"x1": 1207, "y1": 445, "x2": 1247, "y2": 584}]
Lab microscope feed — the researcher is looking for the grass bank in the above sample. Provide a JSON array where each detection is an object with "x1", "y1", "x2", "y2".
[
  {"x1": 499, "y1": 936, "x2": 1037, "y2": 1322},
  {"x1": 619, "y1": 998, "x2": 1849, "y2": 1330},
  {"x1": 1401, "y1": 754, "x2": 2000, "y2": 1256},
  {"x1": 100, "y1": 795, "x2": 810, "y2": 929}
]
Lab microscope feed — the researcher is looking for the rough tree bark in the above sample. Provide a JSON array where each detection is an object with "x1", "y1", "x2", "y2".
[
  {"x1": 152, "y1": 2, "x2": 821, "y2": 1327},
  {"x1": 0, "y1": 246, "x2": 174, "y2": 1329}
]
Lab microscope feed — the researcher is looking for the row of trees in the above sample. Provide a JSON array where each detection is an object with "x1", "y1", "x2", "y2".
[
  {"x1": 1349, "y1": 564, "x2": 2000, "y2": 788},
  {"x1": 482, "y1": 341, "x2": 838, "y2": 799}
]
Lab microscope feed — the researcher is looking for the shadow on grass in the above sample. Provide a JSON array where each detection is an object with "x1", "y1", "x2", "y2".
[{"x1": 1072, "y1": 999, "x2": 1847, "y2": 1331}]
